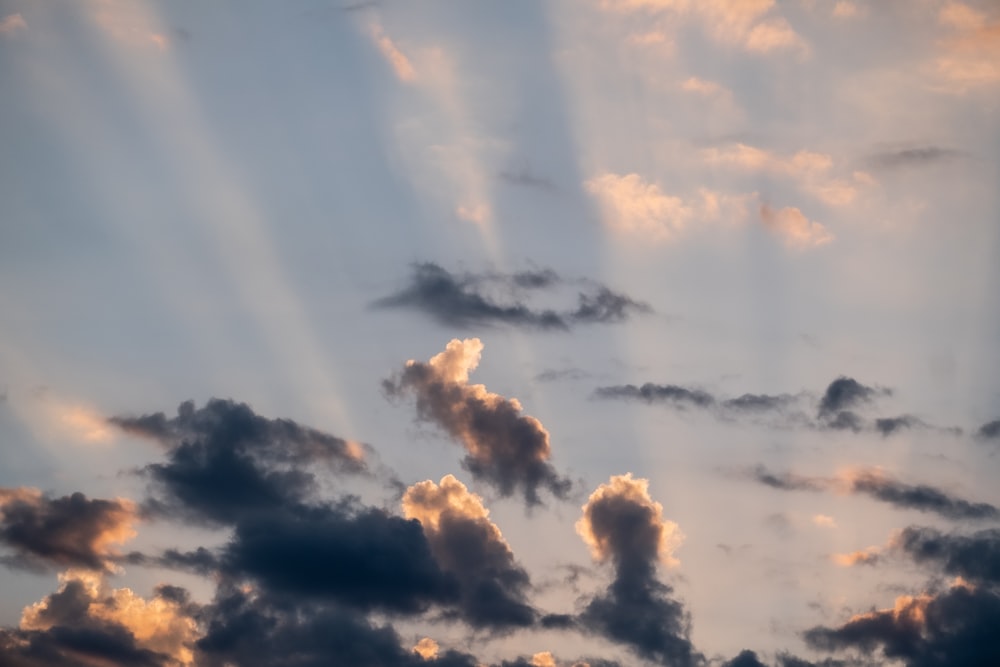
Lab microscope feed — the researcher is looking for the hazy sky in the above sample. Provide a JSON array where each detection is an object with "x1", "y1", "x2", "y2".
[{"x1": 1, "y1": 1, "x2": 999, "y2": 666}]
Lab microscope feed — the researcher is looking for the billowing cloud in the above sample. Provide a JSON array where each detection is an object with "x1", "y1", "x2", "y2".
[
  {"x1": 110, "y1": 399, "x2": 365, "y2": 525},
  {"x1": 748, "y1": 465, "x2": 1000, "y2": 521},
  {"x1": 402, "y1": 475, "x2": 537, "y2": 628},
  {"x1": 722, "y1": 650, "x2": 768, "y2": 667},
  {"x1": 0, "y1": 488, "x2": 137, "y2": 572},
  {"x1": 817, "y1": 376, "x2": 886, "y2": 428},
  {"x1": 758, "y1": 204, "x2": 833, "y2": 249},
  {"x1": 384, "y1": 339, "x2": 572, "y2": 505},
  {"x1": 804, "y1": 582, "x2": 1000, "y2": 666},
  {"x1": 413, "y1": 637, "x2": 439, "y2": 660},
  {"x1": 375, "y1": 263, "x2": 649, "y2": 329},
  {"x1": 0, "y1": 570, "x2": 197, "y2": 667},
  {"x1": 575, "y1": 474, "x2": 698, "y2": 666}
]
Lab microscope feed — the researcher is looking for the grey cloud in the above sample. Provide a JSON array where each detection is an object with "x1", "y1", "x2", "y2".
[
  {"x1": 874, "y1": 415, "x2": 925, "y2": 436},
  {"x1": 0, "y1": 489, "x2": 135, "y2": 572},
  {"x1": 749, "y1": 466, "x2": 999, "y2": 521},
  {"x1": 895, "y1": 526, "x2": 1000, "y2": 585},
  {"x1": 375, "y1": 262, "x2": 649, "y2": 330},
  {"x1": 817, "y1": 377, "x2": 886, "y2": 419},
  {"x1": 111, "y1": 398, "x2": 366, "y2": 525},
  {"x1": 804, "y1": 585, "x2": 1000, "y2": 667},
  {"x1": 865, "y1": 146, "x2": 965, "y2": 170},
  {"x1": 977, "y1": 419, "x2": 1000, "y2": 440},
  {"x1": 594, "y1": 383, "x2": 715, "y2": 409}
]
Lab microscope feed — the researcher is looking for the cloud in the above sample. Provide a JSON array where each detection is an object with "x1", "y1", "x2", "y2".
[
  {"x1": 0, "y1": 489, "x2": 137, "y2": 572},
  {"x1": 402, "y1": 475, "x2": 537, "y2": 628},
  {"x1": 702, "y1": 143, "x2": 871, "y2": 207},
  {"x1": 758, "y1": 204, "x2": 833, "y2": 249},
  {"x1": 584, "y1": 173, "x2": 740, "y2": 241},
  {"x1": 894, "y1": 526, "x2": 1000, "y2": 586},
  {"x1": 804, "y1": 582, "x2": 1000, "y2": 666},
  {"x1": 110, "y1": 399, "x2": 365, "y2": 525},
  {"x1": 748, "y1": 465, "x2": 1000, "y2": 521},
  {"x1": 375, "y1": 263, "x2": 649, "y2": 330},
  {"x1": 593, "y1": 383, "x2": 715, "y2": 409},
  {"x1": 413, "y1": 637, "x2": 439, "y2": 660},
  {"x1": 831, "y1": 1, "x2": 863, "y2": 19},
  {"x1": 874, "y1": 415, "x2": 925, "y2": 436},
  {"x1": 0, "y1": 13, "x2": 26, "y2": 34},
  {"x1": 933, "y1": 3, "x2": 1000, "y2": 91},
  {"x1": 384, "y1": 339, "x2": 572, "y2": 506},
  {"x1": 368, "y1": 19, "x2": 417, "y2": 83},
  {"x1": 812, "y1": 514, "x2": 837, "y2": 528},
  {"x1": 831, "y1": 546, "x2": 882, "y2": 567},
  {"x1": 976, "y1": 419, "x2": 1000, "y2": 440},
  {"x1": 722, "y1": 650, "x2": 769, "y2": 667},
  {"x1": 817, "y1": 376, "x2": 886, "y2": 426},
  {"x1": 575, "y1": 474, "x2": 698, "y2": 666},
  {"x1": 865, "y1": 146, "x2": 965, "y2": 170},
  {"x1": 598, "y1": 0, "x2": 806, "y2": 54},
  {"x1": 0, "y1": 570, "x2": 197, "y2": 666}
]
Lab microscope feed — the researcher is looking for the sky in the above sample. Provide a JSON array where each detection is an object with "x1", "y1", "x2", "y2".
[{"x1": 0, "y1": 0, "x2": 999, "y2": 665}]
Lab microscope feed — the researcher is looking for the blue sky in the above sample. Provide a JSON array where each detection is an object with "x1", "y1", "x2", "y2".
[{"x1": 1, "y1": 1, "x2": 999, "y2": 666}]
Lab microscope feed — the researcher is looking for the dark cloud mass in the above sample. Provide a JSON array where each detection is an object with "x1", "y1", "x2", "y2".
[
  {"x1": 576, "y1": 475, "x2": 701, "y2": 666},
  {"x1": 0, "y1": 489, "x2": 135, "y2": 571},
  {"x1": 374, "y1": 262, "x2": 649, "y2": 329},
  {"x1": 804, "y1": 585, "x2": 1000, "y2": 667},
  {"x1": 874, "y1": 415, "x2": 924, "y2": 436},
  {"x1": 110, "y1": 398, "x2": 365, "y2": 524},
  {"x1": 385, "y1": 339, "x2": 571, "y2": 505},
  {"x1": 817, "y1": 377, "x2": 882, "y2": 419},
  {"x1": 895, "y1": 526, "x2": 1000, "y2": 585}
]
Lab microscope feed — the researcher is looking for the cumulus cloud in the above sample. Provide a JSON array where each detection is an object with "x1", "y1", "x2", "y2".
[
  {"x1": 804, "y1": 582, "x2": 1000, "y2": 666},
  {"x1": 758, "y1": 204, "x2": 833, "y2": 249},
  {"x1": 384, "y1": 339, "x2": 572, "y2": 505},
  {"x1": 0, "y1": 489, "x2": 137, "y2": 572},
  {"x1": 402, "y1": 475, "x2": 536, "y2": 628},
  {"x1": 375, "y1": 263, "x2": 649, "y2": 330},
  {"x1": 0, "y1": 570, "x2": 197, "y2": 666},
  {"x1": 748, "y1": 465, "x2": 1000, "y2": 521},
  {"x1": 976, "y1": 419, "x2": 1000, "y2": 440},
  {"x1": 110, "y1": 398, "x2": 365, "y2": 525},
  {"x1": 575, "y1": 474, "x2": 698, "y2": 666}
]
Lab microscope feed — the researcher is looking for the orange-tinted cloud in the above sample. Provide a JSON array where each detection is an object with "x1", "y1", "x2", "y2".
[
  {"x1": 369, "y1": 19, "x2": 417, "y2": 83},
  {"x1": 934, "y1": 3, "x2": 1000, "y2": 90},
  {"x1": 758, "y1": 204, "x2": 833, "y2": 249},
  {"x1": 577, "y1": 473, "x2": 684, "y2": 567},
  {"x1": 386, "y1": 339, "x2": 571, "y2": 505},
  {"x1": 412, "y1": 637, "x2": 439, "y2": 660},
  {"x1": 0, "y1": 488, "x2": 137, "y2": 571},
  {"x1": 0, "y1": 12, "x2": 27, "y2": 34}
]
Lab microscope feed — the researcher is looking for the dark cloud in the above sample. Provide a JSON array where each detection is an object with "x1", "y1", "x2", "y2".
[
  {"x1": 723, "y1": 649, "x2": 769, "y2": 667},
  {"x1": 977, "y1": 419, "x2": 1000, "y2": 440},
  {"x1": 749, "y1": 466, "x2": 826, "y2": 492},
  {"x1": 895, "y1": 526, "x2": 1000, "y2": 585},
  {"x1": 403, "y1": 476, "x2": 537, "y2": 628},
  {"x1": 822, "y1": 410, "x2": 864, "y2": 432},
  {"x1": 865, "y1": 146, "x2": 965, "y2": 170},
  {"x1": 110, "y1": 398, "x2": 365, "y2": 525},
  {"x1": 804, "y1": 585, "x2": 1000, "y2": 667},
  {"x1": 748, "y1": 466, "x2": 999, "y2": 521},
  {"x1": 576, "y1": 474, "x2": 701, "y2": 667},
  {"x1": 0, "y1": 488, "x2": 136, "y2": 571},
  {"x1": 498, "y1": 167, "x2": 556, "y2": 191},
  {"x1": 374, "y1": 262, "x2": 649, "y2": 330},
  {"x1": 194, "y1": 588, "x2": 480, "y2": 667},
  {"x1": 817, "y1": 377, "x2": 885, "y2": 419},
  {"x1": 874, "y1": 415, "x2": 925, "y2": 436},
  {"x1": 848, "y1": 469, "x2": 999, "y2": 521},
  {"x1": 722, "y1": 393, "x2": 798, "y2": 412},
  {"x1": 384, "y1": 338, "x2": 572, "y2": 506},
  {"x1": 220, "y1": 501, "x2": 459, "y2": 615},
  {"x1": 534, "y1": 368, "x2": 590, "y2": 383},
  {"x1": 593, "y1": 383, "x2": 715, "y2": 409}
]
